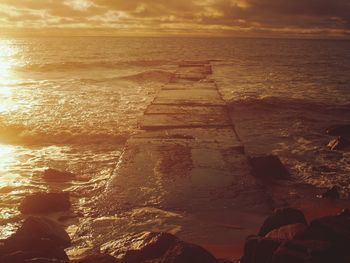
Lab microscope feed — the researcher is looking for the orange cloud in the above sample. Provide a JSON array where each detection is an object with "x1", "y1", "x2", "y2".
[{"x1": 0, "y1": 0, "x2": 349, "y2": 37}]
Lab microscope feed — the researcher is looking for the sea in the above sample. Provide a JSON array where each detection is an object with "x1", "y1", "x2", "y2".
[{"x1": 0, "y1": 36, "x2": 350, "y2": 256}]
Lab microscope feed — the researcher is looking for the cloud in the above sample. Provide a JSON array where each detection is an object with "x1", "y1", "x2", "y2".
[{"x1": 0, "y1": 0, "x2": 349, "y2": 37}]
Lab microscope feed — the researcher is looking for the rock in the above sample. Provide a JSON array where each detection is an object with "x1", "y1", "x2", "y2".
[
  {"x1": 321, "y1": 186, "x2": 340, "y2": 199},
  {"x1": 1, "y1": 237, "x2": 69, "y2": 262},
  {"x1": 10, "y1": 216, "x2": 71, "y2": 248},
  {"x1": 122, "y1": 232, "x2": 178, "y2": 263},
  {"x1": 217, "y1": 259, "x2": 234, "y2": 263},
  {"x1": 1, "y1": 217, "x2": 70, "y2": 261},
  {"x1": 271, "y1": 240, "x2": 332, "y2": 263},
  {"x1": 23, "y1": 259, "x2": 68, "y2": 263},
  {"x1": 120, "y1": 232, "x2": 218, "y2": 263},
  {"x1": 295, "y1": 215, "x2": 350, "y2": 262},
  {"x1": 43, "y1": 168, "x2": 75, "y2": 182},
  {"x1": 327, "y1": 136, "x2": 350, "y2": 150},
  {"x1": 240, "y1": 236, "x2": 282, "y2": 263},
  {"x1": 72, "y1": 254, "x2": 119, "y2": 263},
  {"x1": 19, "y1": 192, "x2": 71, "y2": 214},
  {"x1": 265, "y1": 223, "x2": 307, "y2": 240},
  {"x1": 326, "y1": 124, "x2": 350, "y2": 136},
  {"x1": 161, "y1": 241, "x2": 218, "y2": 263},
  {"x1": 338, "y1": 208, "x2": 350, "y2": 217},
  {"x1": 248, "y1": 155, "x2": 290, "y2": 180},
  {"x1": 259, "y1": 208, "x2": 307, "y2": 236}
]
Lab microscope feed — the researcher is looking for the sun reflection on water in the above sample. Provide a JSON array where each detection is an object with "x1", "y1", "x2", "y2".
[
  {"x1": 0, "y1": 144, "x2": 15, "y2": 172},
  {"x1": 0, "y1": 39, "x2": 24, "y2": 113}
]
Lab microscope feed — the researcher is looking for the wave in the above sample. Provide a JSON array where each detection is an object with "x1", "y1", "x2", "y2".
[
  {"x1": 15, "y1": 60, "x2": 172, "y2": 73},
  {"x1": 118, "y1": 70, "x2": 174, "y2": 83},
  {"x1": 0, "y1": 122, "x2": 129, "y2": 146},
  {"x1": 228, "y1": 96, "x2": 350, "y2": 115}
]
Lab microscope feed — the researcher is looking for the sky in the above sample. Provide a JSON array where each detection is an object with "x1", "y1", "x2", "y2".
[{"x1": 0, "y1": 0, "x2": 350, "y2": 38}]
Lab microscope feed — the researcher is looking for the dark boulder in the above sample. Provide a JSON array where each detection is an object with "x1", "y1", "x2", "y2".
[
  {"x1": 20, "y1": 192, "x2": 71, "y2": 214},
  {"x1": 161, "y1": 241, "x2": 217, "y2": 263},
  {"x1": 259, "y1": 208, "x2": 307, "y2": 236},
  {"x1": 265, "y1": 223, "x2": 307, "y2": 240},
  {"x1": 43, "y1": 168, "x2": 75, "y2": 182},
  {"x1": 122, "y1": 232, "x2": 178, "y2": 263},
  {"x1": 326, "y1": 124, "x2": 350, "y2": 136},
  {"x1": 272, "y1": 240, "x2": 332, "y2": 263},
  {"x1": 248, "y1": 155, "x2": 290, "y2": 180},
  {"x1": 295, "y1": 215, "x2": 350, "y2": 262},
  {"x1": 240, "y1": 236, "x2": 282, "y2": 263},
  {"x1": 10, "y1": 216, "x2": 71, "y2": 248},
  {"x1": 20, "y1": 258, "x2": 68, "y2": 263},
  {"x1": 321, "y1": 186, "x2": 340, "y2": 199},
  {"x1": 1, "y1": 237, "x2": 69, "y2": 262},
  {"x1": 72, "y1": 254, "x2": 119, "y2": 263},
  {"x1": 327, "y1": 136, "x2": 350, "y2": 151},
  {"x1": 120, "y1": 232, "x2": 218, "y2": 263}
]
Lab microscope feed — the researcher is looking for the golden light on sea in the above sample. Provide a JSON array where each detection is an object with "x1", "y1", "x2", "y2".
[
  {"x1": 0, "y1": 144, "x2": 15, "y2": 172},
  {"x1": 0, "y1": 40, "x2": 25, "y2": 113}
]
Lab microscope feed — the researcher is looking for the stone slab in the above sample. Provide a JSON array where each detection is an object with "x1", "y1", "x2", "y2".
[
  {"x1": 153, "y1": 89, "x2": 225, "y2": 106},
  {"x1": 139, "y1": 113, "x2": 231, "y2": 130},
  {"x1": 145, "y1": 105, "x2": 228, "y2": 115},
  {"x1": 177, "y1": 65, "x2": 212, "y2": 75},
  {"x1": 105, "y1": 137, "x2": 252, "y2": 211},
  {"x1": 162, "y1": 82, "x2": 216, "y2": 91},
  {"x1": 133, "y1": 128, "x2": 242, "y2": 148},
  {"x1": 178, "y1": 60, "x2": 211, "y2": 66},
  {"x1": 173, "y1": 73, "x2": 207, "y2": 81}
]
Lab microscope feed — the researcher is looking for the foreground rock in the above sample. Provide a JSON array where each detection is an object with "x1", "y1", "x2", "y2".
[
  {"x1": 327, "y1": 136, "x2": 350, "y2": 150},
  {"x1": 321, "y1": 186, "x2": 340, "y2": 199},
  {"x1": 20, "y1": 192, "x2": 71, "y2": 214},
  {"x1": 248, "y1": 155, "x2": 290, "y2": 180},
  {"x1": 265, "y1": 223, "x2": 307, "y2": 240},
  {"x1": 326, "y1": 124, "x2": 350, "y2": 136},
  {"x1": 0, "y1": 217, "x2": 70, "y2": 263},
  {"x1": 241, "y1": 207, "x2": 350, "y2": 263},
  {"x1": 72, "y1": 254, "x2": 118, "y2": 263},
  {"x1": 43, "y1": 168, "x2": 75, "y2": 182},
  {"x1": 12, "y1": 216, "x2": 71, "y2": 248},
  {"x1": 259, "y1": 208, "x2": 307, "y2": 236},
  {"x1": 103, "y1": 232, "x2": 223, "y2": 263}
]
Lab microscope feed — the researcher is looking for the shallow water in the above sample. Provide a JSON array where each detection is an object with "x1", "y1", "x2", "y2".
[{"x1": 0, "y1": 37, "x2": 350, "y2": 249}]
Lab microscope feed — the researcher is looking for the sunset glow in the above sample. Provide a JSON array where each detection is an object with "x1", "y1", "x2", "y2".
[
  {"x1": 0, "y1": 0, "x2": 350, "y2": 37},
  {"x1": 1, "y1": 1, "x2": 350, "y2": 262}
]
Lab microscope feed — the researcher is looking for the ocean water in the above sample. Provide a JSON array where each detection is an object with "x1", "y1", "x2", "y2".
[{"x1": 0, "y1": 37, "x2": 350, "y2": 246}]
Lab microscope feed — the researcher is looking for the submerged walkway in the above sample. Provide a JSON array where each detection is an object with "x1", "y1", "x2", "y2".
[{"x1": 95, "y1": 61, "x2": 270, "y2": 259}]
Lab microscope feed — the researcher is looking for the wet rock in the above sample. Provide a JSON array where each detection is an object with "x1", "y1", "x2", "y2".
[
  {"x1": 240, "y1": 236, "x2": 281, "y2": 263},
  {"x1": 217, "y1": 259, "x2": 234, "y2": 263},
  {"x1": 19, "y1": 192, "x2": 71, "y2": 214},
  {"x1": 119, "y1": 232, "x2": 218, "y2": 263},
  {"x1": 295, "y1": 215, "x2": 350, "y2": 262},
  {"x1": 1, "y1": 237, "x2": 69, "y2": 262},
  {"x1": 248, "y1": 155, "x2": 290, "y2": 180},
  {"x1": 122, "y1": 232, "x2": 177, "y2": 263},
  {"x1": 259, "y1": 208, "x2": 307, "y2": 236},
  {"x1": 272, "y1": 240, "x2": 332, "y2": 263},
  {"x1": 43, "y1": 168, "x2": 75, "y2": 182},
  {"x1": 161, "y1": 241, "x2": 218, "y2": 263},
  {"x1": 338, "y1": 208, "x2": 350, "y2": 217},
  {"x1": 265, "y1": 223, "x2": 307, "y2": 240},
  {"x1": 72, "y1": 254, "x2": 119, "y2": 263},
  {"x1": 321, "y1": 186, "x2": 340, "y2": 199},
  {"x1": 21, "y1": 258, "x2": 68, "y2": 263},
  {"x1": 11, "y1": 216, "x2": 71, "y2": 248},
  {"x1": 326, "y1": 124, "x2": 350, "y2": 136},
  {"x1": 327, "y1": 136, "x2": 350, "y2": 150}
]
